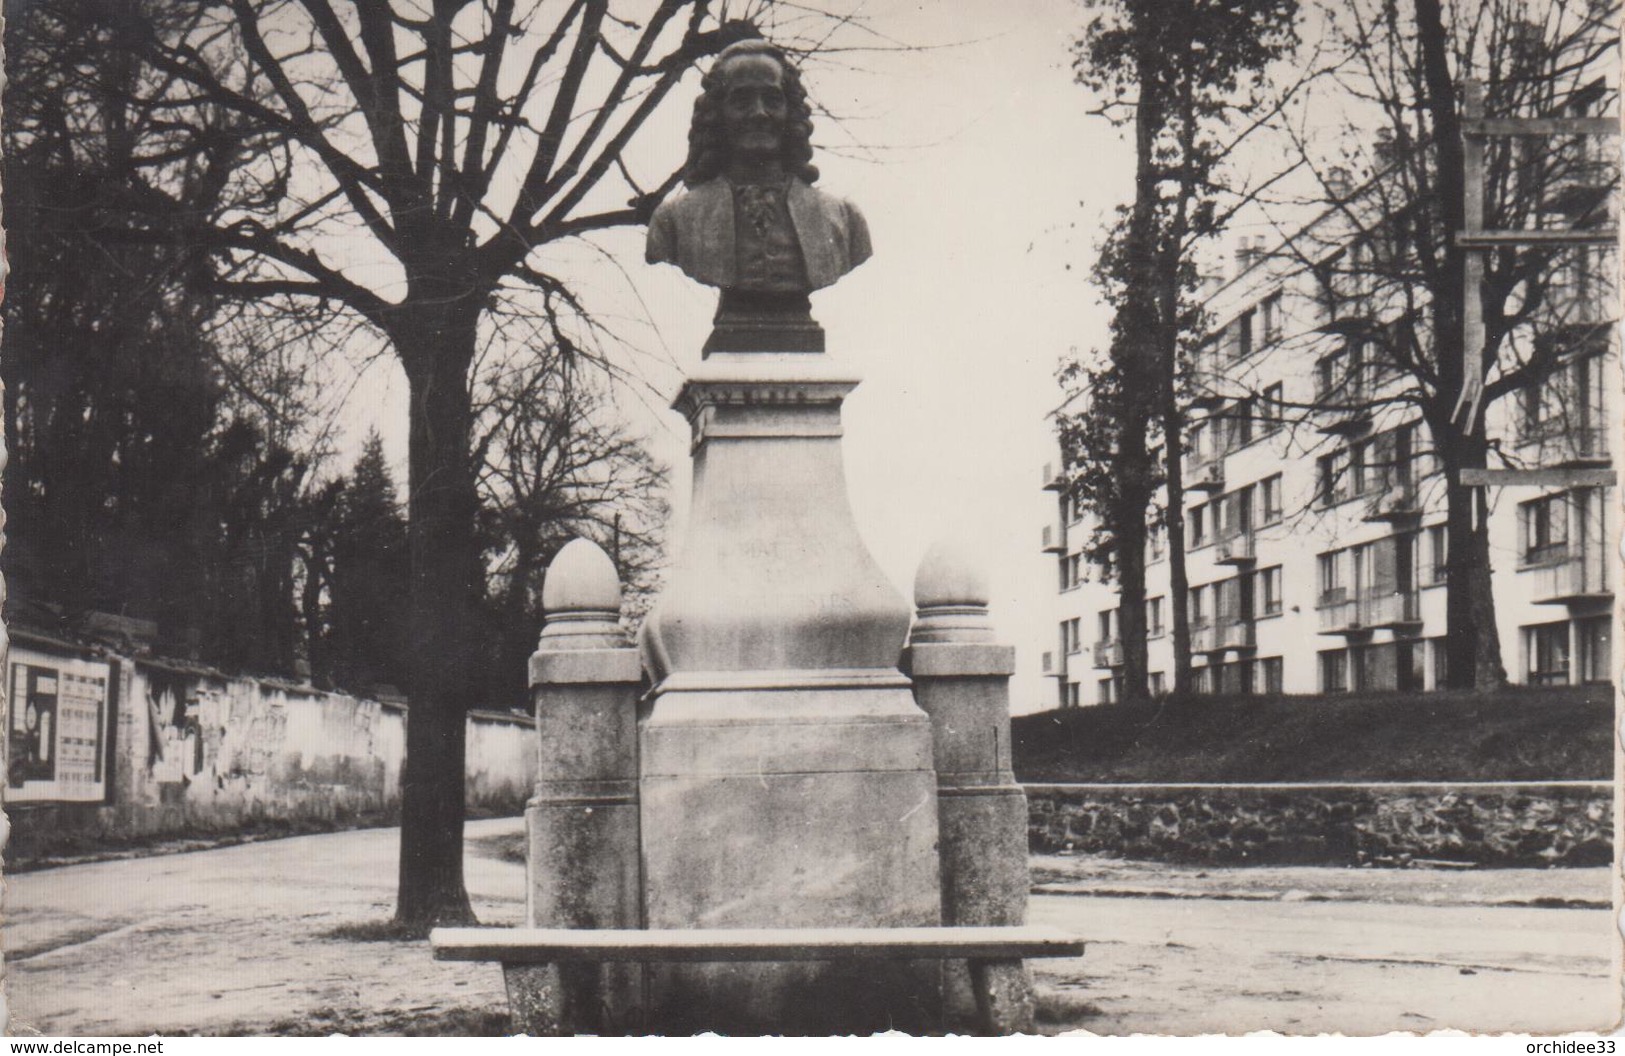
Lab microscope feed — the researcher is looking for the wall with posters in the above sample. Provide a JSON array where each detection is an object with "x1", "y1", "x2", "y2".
[
  {"x1": 5, "y1": 635, "x2": 537, "y2": 855},
  {"x1": 7, "y1": 646, "x2": 116, "y2": 804}
]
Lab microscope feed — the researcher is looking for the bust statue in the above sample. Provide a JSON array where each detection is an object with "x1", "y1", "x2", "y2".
[{"x1": 646, "y1": 39, "x2": 872, "y2": 352}]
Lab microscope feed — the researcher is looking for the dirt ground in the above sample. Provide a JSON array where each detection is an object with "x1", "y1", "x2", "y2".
[{"x1": 3, "y1": 817, "x2": 1616, "y2": 1036}]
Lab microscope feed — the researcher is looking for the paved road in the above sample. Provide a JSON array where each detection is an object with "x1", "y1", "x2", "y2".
[{"x1": 3, "y1": 818, "x2": 1616, "y2": 1036}]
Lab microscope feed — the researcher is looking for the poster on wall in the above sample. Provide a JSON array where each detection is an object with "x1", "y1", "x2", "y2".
[{"x1": 7, "y1": 650, "x2": 113, "y2": 803}]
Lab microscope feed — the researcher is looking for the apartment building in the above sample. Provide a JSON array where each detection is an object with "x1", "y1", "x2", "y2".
[{"x1": 1043, "y1": 186, "x2": 1616, "y2": 707}]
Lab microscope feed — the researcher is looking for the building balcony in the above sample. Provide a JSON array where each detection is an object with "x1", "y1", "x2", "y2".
[
  {"x1": 1363, "y1": 590, "x2": 1422, "y2": 629},
  {"x1": 1092, "y1": 639, "x2": 1125, "y2": 669},
  {"x1": 1043, "y1": 463, "x2": 1066, "y2": 491},
  {"x1": 1317, "y1": 412, "x2": 1373, "y2": 438},
  {"x1": 1217, "y1": 617, "x2": 1257, "y2": 650},
  {"x1": 1190, "y1": 622, "x2": 1218, "y2": 653},
  {"x1": 1517, "y1": 424, "x2": 1610, "y2": 468},
  {"x1": 1316, "y1": 588, "x2": 1363, "y2": 634},
  {"x1": 1041, "y1": 524, "x2": 1066, "y2": 553},
  {"x1": 1188, "y1": 456, "x2": 1225, "y2": 493},
  {"x1": 1362, "y1": 480, "x2": 1423, "y2": 524},
  {"x1": 1530, "y1": 554, "x2": 1611, "y2": 605},
  {"x1": 1542, "y1": 166, "x2": 1613, "y2": 217},
  {"x1": 1042, "y1": 650, "x2": 1062, "y2": 676},
  {"x1": 1214, "y1": 531, "x2": 1257, "y2": 565}
]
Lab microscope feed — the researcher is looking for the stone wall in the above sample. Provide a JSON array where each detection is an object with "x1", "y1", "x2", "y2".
[
  {"x1": 5, "y1": 637, "x2": 538, "y2": 861},
  {"x1": 1026, "y1": 783, "x2": 1613, "y2": 866}
]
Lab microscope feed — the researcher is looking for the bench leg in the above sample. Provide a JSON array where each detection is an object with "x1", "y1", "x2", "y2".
[
  {"x1": 502, "y1": 963, "x2": 602, "y2": 1035},
  {"x1": 969, "y1": 958, "x2": 1035, "y2": 1035}
]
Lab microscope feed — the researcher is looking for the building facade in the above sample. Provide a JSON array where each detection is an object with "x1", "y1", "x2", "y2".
[{"x1": 1044, "y1": 194, "x2": 1616, "y2": 707}]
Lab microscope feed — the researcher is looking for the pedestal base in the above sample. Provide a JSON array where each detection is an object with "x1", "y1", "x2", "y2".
[{"x1": 638, "y1": 679, "x2": 944, "y2": 1033}]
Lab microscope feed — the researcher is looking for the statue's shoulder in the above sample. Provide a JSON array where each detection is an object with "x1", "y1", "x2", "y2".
[
  {"x1": 790, "y1": 179, "x2": 865, "y2": 223},
  {"x1": 653, "y1": 178, "x2": 730, "y2": 224},
  {"x1": 788, "y1": 179, "x2": 872, "y2": 269}
]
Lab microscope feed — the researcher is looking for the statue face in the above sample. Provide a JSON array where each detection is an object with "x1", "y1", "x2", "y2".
[{"x1": 718, "y1": 54, "x2": 789, "y2": 161}]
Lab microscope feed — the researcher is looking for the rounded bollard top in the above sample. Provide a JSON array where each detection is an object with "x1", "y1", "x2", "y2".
[
  {"x1": 914, "y1": 536, "x2": 989, "y2": 611},
  {"x1": 537, "y1": 539, "x2": 628, "y2": 652},
  {"x1": 910, "y1": 536, "x2": 994, "y2": 646},
  {"x1": 543, "y1": 538, "x2": 623, "y2": 615}
]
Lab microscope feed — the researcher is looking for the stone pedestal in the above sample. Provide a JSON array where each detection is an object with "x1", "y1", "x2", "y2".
[
  {"x1": 901, "y1": 540, "x2": 1032, "y2": 1032},
  {"x1": 638, "y1": 352, "x2": 944, "y2": 1034},
  {"x1": 522, "y1": 540, "x2": 645, "y2": 1034}
]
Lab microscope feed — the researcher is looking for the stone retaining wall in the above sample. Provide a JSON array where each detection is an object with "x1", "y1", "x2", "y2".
[{"x1": 1026, "y1": 783, "x2": 1613, "y2": 866}]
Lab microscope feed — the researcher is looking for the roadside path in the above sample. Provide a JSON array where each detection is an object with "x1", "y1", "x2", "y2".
[{"x1": 4, "y1": 818, "x2": 1614, "y2": 1036}]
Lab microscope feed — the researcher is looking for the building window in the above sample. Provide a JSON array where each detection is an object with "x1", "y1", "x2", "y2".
[
  {"x1": 1316, "y1": 351, "x2": 1341, "y2": 403},
  {"x1": 1521, "y1": 494, "x2": 1570, "y2": 566},
  {"x1": 1317, "y1": 449, "x2": 1348, "y2": 506},
  {"x1": 1097, "y1": 678, "x2": 1113, "y2": 705},
  {"x1": 1257, "y1": 566, "x2": 1282, "y2": 616},
  {"x1": 1228, "y1": 399, "x2": 1255, "y2": 450},
  {"x1": 1097, "y1": 610, "x2": 1116, "y2": 646},
  {"x1": 1215, "y1": 576, "x2": 1252, "y2": 624},
  {"x1": 1525, "y1": 623, "x2": 1570, "y2": 686},
  {"x1": 1260, "y1": 382, "x2": 1285, "y2": 435},
  {"x1": 1318, "y1": 551, "x2": 1345, "y2": 603},
  {"x1": 1068, "y1": 682, "x2": 1082, "y2": 708},
  {"x1": 1349, "y1": 439, "x2": 1371, "y2": 497},
  {"x1": 1320, "y1": 650, "x2": 1349, "y2": 693},
  {"x1": 1189, "y1": 585, "x2": 1208, "y2": 629},
  {"x1": 1577, "y1": 617, "x2": 1611, "y2": 684},
  {"x1": 1148, "y1": 522, "x2": 1167, "y2": 562},
  {"x1": 1236, "y1": 309, "x2": 1255, "y2": 360},
  {"x1": 1260, "y1": 656, "x2": 1283, "y2": 694},
  {"x1": 1147, "y1": 596, "x2": 1166, "y2": 638},
  {"x1": 1257, "y1": 474, "x2": 1283, "y2": 526},
  {"x1": 1262, "y1": 292, "x2": 1283, "y2": 343},
  {"x1": 1425, "y1": 525, "x2": 1447, "y2": 586},
  {"x1": 1063, "y1": 618, "x2": 1082, "y2": 655},
  {"x1": 1149, "y1": 672, "x2": 1167, "y2": 696},
  {"x1": 1191, "y1": 504, "x2": 1207, "y2": 547},
  {"x1": 1219, "y1": 658, "x2": 1255, "y2": 695},
  {"x1": 1061, "y1": 553, "x2": 1084, "y2": 591}
]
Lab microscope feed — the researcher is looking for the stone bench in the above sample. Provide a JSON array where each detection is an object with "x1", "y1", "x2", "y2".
[{"x1": 432, "y1": 924, "x2": 1085, "y2": 1035}]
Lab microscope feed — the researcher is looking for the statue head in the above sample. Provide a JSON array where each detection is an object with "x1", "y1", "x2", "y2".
[{"x1": 683, "y1": 39, "x2": 818, "y2": 187}]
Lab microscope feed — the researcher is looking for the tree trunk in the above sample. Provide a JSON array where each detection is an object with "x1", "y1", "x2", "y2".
[
  {"x1": 1162, "y1": 407, "x2": 1193, "y2": 696},
  {"x1": 394, "y1": 314, "x2": 481, "y2": 928},
  {"x1": 1441, "y1": 432, "x2": 1506, "y2": 690},
  {"x1": 1110, "y1": 470, "x2": 1152, "y2": 705},
  {"x1": 1105, "y1": 5, "x2": 1176, "y2": 707},
  {"x1": 1412, "y1": 0, "x2": 1505, "y2": 691}
]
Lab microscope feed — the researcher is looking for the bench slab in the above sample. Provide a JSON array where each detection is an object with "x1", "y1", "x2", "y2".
[{"x1": 431, "y1": 925, "x2": 1084, "y2": 964}]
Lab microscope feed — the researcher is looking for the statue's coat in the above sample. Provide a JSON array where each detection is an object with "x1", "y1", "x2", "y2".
[{"x1": 646, "y1": 177, "x2": 873, "y2": 292}]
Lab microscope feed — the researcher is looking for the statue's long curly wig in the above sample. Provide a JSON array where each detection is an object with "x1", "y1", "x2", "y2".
[{"x1": 682, "y1": 40, "x2": 818, "y2": 187}]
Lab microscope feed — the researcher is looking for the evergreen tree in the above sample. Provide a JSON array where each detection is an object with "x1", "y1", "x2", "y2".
[{"x1": 325, "y1": 433, "x2": 411, "y2": 695}]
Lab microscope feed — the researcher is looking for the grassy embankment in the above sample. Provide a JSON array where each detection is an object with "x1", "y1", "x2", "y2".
[{"x1": 1011, "y1": 684, "x2": 1613, "y2": 784}]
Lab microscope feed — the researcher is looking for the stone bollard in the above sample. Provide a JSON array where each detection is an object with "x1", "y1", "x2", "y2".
[
  {"x1": 900, "y1": 538, "x2": 1034, "y2": 1033},
  {"x1": 515, "y1": 538, "x2": 644, "y2": 1035}
]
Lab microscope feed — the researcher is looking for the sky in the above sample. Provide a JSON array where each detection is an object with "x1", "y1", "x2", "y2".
[{"x1": 341, "y1": 1, "x2": 1136, "y2": 713}]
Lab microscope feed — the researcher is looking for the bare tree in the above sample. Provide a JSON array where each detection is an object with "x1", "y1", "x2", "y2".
[
  {"x1": 37, "y1": 0, "x2": 882, "y2": 926},
  {"x1": 473, "y1": 345, "x2": 669, "y2": 712},
  {"x1": 1270, "y1": 0, "x2": 1618, "y2": 689}
]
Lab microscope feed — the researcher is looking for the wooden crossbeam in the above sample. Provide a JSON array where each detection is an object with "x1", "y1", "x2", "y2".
[
  {"x1": 1463, "y1": 117, "x2": 1620, "y2": 136},
  {"x1": 1456, "y1": 229, "x2": 1618, "y2": 247},
  {"x1": 1459, "y1": 468, "x2": 1617, "y2": 488}
]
